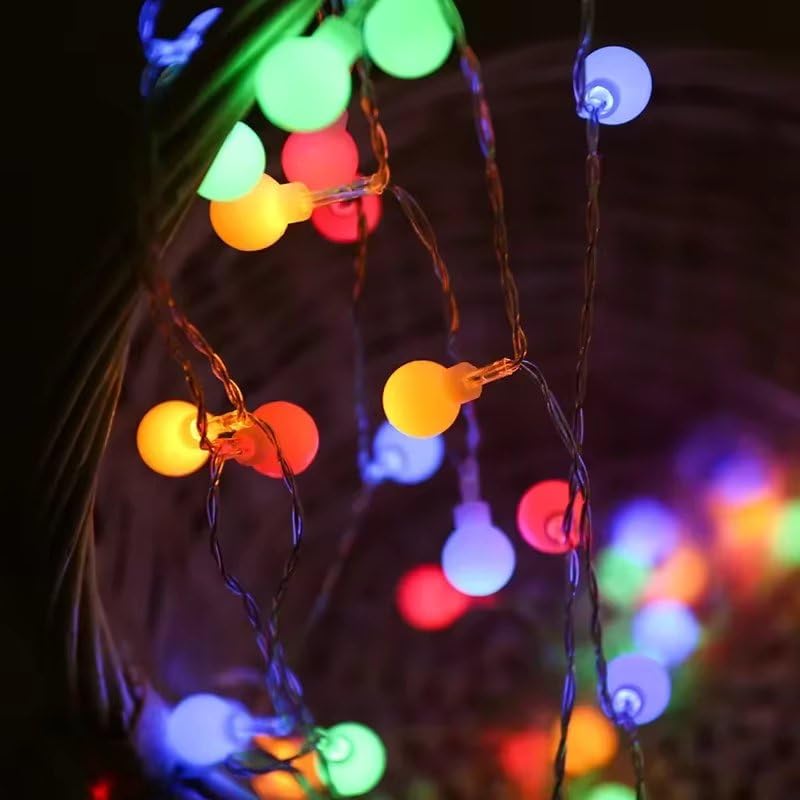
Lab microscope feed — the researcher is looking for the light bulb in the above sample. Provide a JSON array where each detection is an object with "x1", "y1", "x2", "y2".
[
  {"x1": 497, "y1": 730, "x2": 550, "y2": 796},
  {"x1": 596, "y1": 547, "x2": 650, "y2": 609},
  {"x1": 368, "y1": 421, "x2": 444, "y2": 485},
  {"x1": 198, "y1": 122, "x2": 266, "y2": 201},
  {"x1": 315, "y1": 722, "x2": 387, "y2": 797},
  {"x1": 210, "y1": 175, "x2": 312, "y2": 251},
  {"x1": 708, "y1": 451, "x2": 774, "y2": 505},
  {"x1": 548, "y1": 705, "x2": 618, "y2": 776},
  {"x1": 395, "y1": 564, "x2": 470, "y2": 630},
  {"x1": 609, "y1": 498, "x2": 679, "y2": 568},
  {"x1": 281, "y1": 123, "x2": 359, "y2": 191},
  {"x1": 632, "y1": 600, "x2": 701, "y2": 667},
  {"x1": 643, "y1": 543, "x2": 709, "y2": 606},
  {"x1": 579, "y1": 46, "x2": 652, "y2": 125},
  {"x1": 252, "y1": 736, "x2": 323, "y2": 799},
  {"x1": 136, "y1": 400, "x2": 209, "y2": 477},
  {"x1": 516, "y1": 479, "x2": 582, "y2": 554},
  {"x1": 773, "y1": 498, "x2": 800, "y2": 567},
  {"x1": 382, "y1": 360, "x2": 481, "y2": 438},
  {"x1": 166, "y1": 693, "x2": 250, "y2": 766},
  {"x1": 603, "y1": 654, "x2": 671, "y2": 725},
  {"x1": 586, "y1": 783, "x2": 636, "y2": 800},
  {"x1": 311, "y1": 191, "x2": 382, "y2": 243},
  {"x1": 363, "y1": 0, "x2": 454, "y2": 79},
  {"x1": 233, "y1": 401, "x2": 319, "y2": 478},
  {"x1": 255, "y1": 17, "x2": 362, "y2": 132},
  {"x1": 441, "y1": 501, "x2": 516, "y2": 596}
]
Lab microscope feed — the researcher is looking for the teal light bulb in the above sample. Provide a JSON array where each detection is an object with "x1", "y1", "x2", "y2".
[
  {"x1": 197, "y1": 122, "x2": 266, "y2": 201},
  {"x1": 255, "y1": 17, "x2": 361, "y2": 132},
  {"x1": 364, "y1": 0, "x2": 454, "y2": 79},
  {"x1": 316, "y1": 721, "x2": 387, "y2": 796}
]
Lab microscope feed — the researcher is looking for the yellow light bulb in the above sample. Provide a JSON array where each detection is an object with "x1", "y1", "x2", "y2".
[
  {"x1": 382, "y1": 360, "x2": 481, "y2": 438},
  {"x1": 136, "y1": 400, "x2": 210, "y2": 477}
]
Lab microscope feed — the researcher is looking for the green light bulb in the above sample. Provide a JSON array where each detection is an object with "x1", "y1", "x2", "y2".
[
  {"x1": 197, "y1": 122, "x2": 266, "y2": 201},
  {"x1": 586, "y1": 783, "x2": 636, "y2": 800},
  {"x1": 255, "y1": 17, "x2": 361, "y2": 132},
  {"x1": 597, "y1": 547, "x2": 650, "y2": 608},
  {"x1": 773, "y1": 498, "x2": 800, "y2": 567},
  {"x1": 364, "y1": 0, "x2": 454, "y2": 79},
  {"x1": 316, "y1": 722, "x2": 386, "y2": 797}
]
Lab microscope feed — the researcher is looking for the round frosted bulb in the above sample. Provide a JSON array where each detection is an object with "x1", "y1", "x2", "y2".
[
  {"x1": 136, "y1": 400, "x2": 208, "y2": 477},
  {"x1": 166, "y1": 693, "x2": 248, "y2": 766},
  {"x1": 548, "y1": 705, "x2": 618, "y2": 776},
  {"x1": 256, "y1": 38, "x2": 352, "y2": 132},
  {"x1": 198, "y1": 122, "x2": 266, "y2": 201},
  {"x1": 586, "y1": 783, "x2": 636, "y2": 800},
  {"x1": 281, "y1": 125, "x2": 358, "y2": 191},
  {"x1": 580, "y1": 46, "x2": 652, "y2": 125},
  {"x1": 364, "y1": 0, "x2": 454, "y2": 79},
  {"x1": 610, "y1": 498, "x2": 679, "y2": 568},
  {"x1": 395, "y1": 564, "x2": 470, "y2": 630},
  {"x1": 316, "y1": 722, "x2": 386, "y2": 796},
  {"x1": 442, "y1": 501, "x2": 516, "y2": 596},
  {"x1": 632, "y1": 600, "x2": 701, "y2": 667},
  {"x1": 371, "y1": 421, "x2": 444, "y2": 484},
  {"x1": 604, "y1": 654, "x2": 671, "y2": 725},
  {"x1": 516, "y1": 479, "x2": 582, "y2": 554},
  {"x1": 311, "y1": 192, "x2": 382, "y2": 243}
]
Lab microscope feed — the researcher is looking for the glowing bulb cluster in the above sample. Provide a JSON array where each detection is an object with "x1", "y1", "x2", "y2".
[
  {"x1": 580, "y1": 46, "x2": 652, "y2": 125},
  {"x1": 315, "y1": 722, "x2": 387, "y2": 796},
  {"x1": 441, "y1": 501, "x2": 515, "y2": 597},
  {"x1": 516, "y1": 479, "x2": 582, "y2": 554}
]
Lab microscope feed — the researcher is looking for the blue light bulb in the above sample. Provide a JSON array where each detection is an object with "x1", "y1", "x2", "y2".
[
  {"x1": 603, "y1": 654, "x2": 671, "y2": 725},
  {"x1": 610, "y1": 498, "x2": 679, "y2": 568},
  {"x1": 580, "y1": 46, "x2": 652, "y2": 125},
  {"x1": 367, "y1": 421, "x2": 445, "y2": 485},
  {"x1": 709, "y1": 452, "x2": 772, "y2": 504},
  {"x1": 441, "y1": 501, "x2": 516, "y2": 596},
  {"x1": 632, "y1": 600, "x2": 701, "y2": 667},
  {"x1": 166, "y1": 693, "x2": 250, "y2": 766}
]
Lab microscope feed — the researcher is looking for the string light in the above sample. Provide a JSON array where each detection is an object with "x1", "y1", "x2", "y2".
[
  {"x1": 315, "y1": 722, "x2": 387, "y2": 797},
  {"x1": 136, "y1": 400, "x2": 208, "y2": 477},
  {"x1": 395, "y1": 564, "x2": 470, "y2": 630},
  {"x1": 604, "y1": 654, "x2": 671, "y2": 725},
  {"x1": 441, "y1": 501, "x2": 516, "y2": 596},
  {"x1": 209, "y1": 175, "x2": 312, "y2": 251},
  {"x1": 363, "y1": 0, "x2": 454, "y2": 79},
  {"x1": 549, "y1": 705, "x2": 618, "y2": 776},
  {"x1": 197, "y1": 121, "x2": 266, "y2": 201},
  {"x1": 255, "y1": 16, "x2": 362, "y2": 132},
  {"x1": 515, "y1": 479, "x2": 582, "y2": 554},
  {"x1": 366, "y1": 421, "x2": 444, "y2": 485},
  {"x1": 382, "y1": 360, "x2": 481, "y2": 438},
  {"x1": 579, "y1": 46, "x2": 652, "y2": 126},
  {"x1": 585, "y1": 783, "x2": 636, "y2": 800},
  {"x1": 233, "y1": 401, "x2": 320, "y2": 478},
  {"x1": 609, "y1": 498, "x2": 679, "y2": 568},
  {"x1": 281, "y1": 122, "x2": 359, "y2": 191},
  {"x1": 312, "y1": 192, "x2": 383, "y2": 244},
  {"x1": 632, "y1": 600, "x2": 701, "y2": 667}
]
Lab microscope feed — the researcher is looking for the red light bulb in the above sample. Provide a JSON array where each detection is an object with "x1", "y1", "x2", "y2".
[
  {"x1": 234, "y1": 401, "x2": 319, "y2": 478},
  {"x1": 281, "y1": 125, "x2": 359, "y2": 191},
  {"x1": 395, "y1": 564, "x2": 471, "y2": 630},
  {"x1": 311, "y1": 189, "x2": 382, "y2": 243},
  {"x1": 516, "y1": 479, "x2": 582, "y2": 554}
]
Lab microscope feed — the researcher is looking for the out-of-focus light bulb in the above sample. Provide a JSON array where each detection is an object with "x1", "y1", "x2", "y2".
[
  {"x1": 210, "y1": 175, "x2": 311, "y2": 251},
  {"x1": 315, "y1": 722, "x2": 387, "y2": 797},
  {"x1": 382, "y1": 360, "x2": 481, "y2": 438},
  {"x1": 251, "y1": 736, "x2": 323, "y2": 799},
  {"x1": 609, "y1": 498, "x2": 679, "y2": 568},
  {"x1": 311, "y1": 191, "x2": 382, "y2": 243},
  {"x1": 367, "y1": 421, "x2": 444, "y2": 485},
  {"x1": 604, "y1": 654, "x2": 671, "y2": 725},
  {"x1": 643, "y1": 543, "x2": 709, "y2": 606},
  {"x1": 281, "y1": 124, "x2": 359, "y2": 191},
  {"x1": 772, "y1": 498, "x2": 800, "y2": 567},
  {"x1": 363, "y1": 0, "x2": 454, "y2": 79},
  {"x1": 166, "y1": 693, "x2": 249, "y2": 767},
  {"x1": 255, "y1": 17, "x2": 362, "y2": 132},
  {"x1": 497, "y1": 730, "x2": 550, "y2": 796},
  {"x1": 136, "y1": 400, "x2": 208, "y2": 477},
  {"x1": 233, "y1": 401, "x2": 319, "y2": 478},
  {"x1": 580, "y1": 46, "x2": 652, "y2": 125},
  {"x1": 708, "y1": 452, "x2": 774, "y2": 506},
  {"x1": 395, "y1": 564, "x2": 470, "y2": 630},
  {"x1": 441, "y1": 501, "x2": 515, "y2": 596},
  {"x1": 198, "y1": 122, "x2": 266, "y2": 201},
  {"x1": 548, "y1": 705, "x2": 618, "y2": 776},
  {"x1": 586, "y1": 783, "x2": 636, "y2": 800},
  {"x1": 632, "y1": 600, "x2": 701, "y2": 667},
  {"x1": 516, "y1": 479, "x2": 582, "y2": 554},
  {"x1": 596, "y1": 547, "x2": 650, "y2": 609}
]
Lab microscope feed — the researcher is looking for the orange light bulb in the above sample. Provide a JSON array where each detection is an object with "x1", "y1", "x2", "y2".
[
  {"x1": 643, "y1": 543, "x2": 709, "y2": 606},
  {"x1": 210, "y1": 175, "x2": 312, "y2": 251},
  {"x1": 251, "y1": 736, "x2": 322, "y2": 799},
  {"x1": 549, "y1": 705, "x2": 618, "y2": 776},
  {"x1": 136, "y1": 400, "x2": 209, "y2": 477}
]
